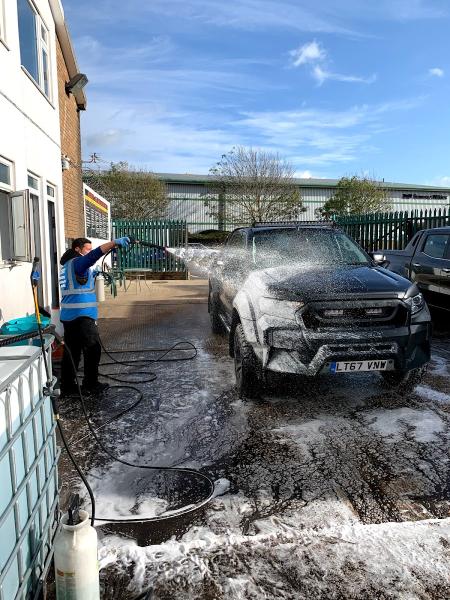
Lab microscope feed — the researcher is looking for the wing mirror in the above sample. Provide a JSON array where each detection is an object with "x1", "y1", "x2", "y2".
[{"x1": 370, "y1": 252, "x2": 390, "y2": 268}]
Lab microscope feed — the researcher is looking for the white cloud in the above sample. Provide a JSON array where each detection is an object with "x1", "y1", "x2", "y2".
[
  {"x1": 235, "y1": 99, "x2": 422, "y2": 167},
  {"x1": 86, "y1": 129, "x2": 134, "y2": 148},
  {"x1": 431, "y1": 176, "x2": 450, "y2": 187},
  {"x1": 75, "y1": 0, "x2": 357, "y2": 35},
  {"x1": 429, "y1": 67, "x2": 444, "y2": 77},
  {"x1": 312, "y1": 65, "x2": 377, "y2": 85},
  {"x1": 290, "y1": 41, "x2": 326, "y2": 66},
  {"x1": 295, "y1": 170, "x2": 314, "y2": 178},
  {"x1": 68, "y1": 0, "x2": 447, "y2": 34},
  {"x1": 80, "y1": 96, "x2": 423, "y2": 173},
  {"x1": 289, "y1": 40, "x2": 376, "y2": 86},
  {"x1": 381, "y1": 0, "x2": 446, "y2": 20}
]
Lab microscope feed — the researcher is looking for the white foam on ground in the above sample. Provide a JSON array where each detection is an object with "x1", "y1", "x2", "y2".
[
  {"x1": 364, "y1": 407, "x2": 445, "y2": 443},
  {"x1": 429, "y1": 356, "x2": 450, "y2": 377},
  {"x1": 99, "y1": 510, "x2": 450, "y2": 598},
  {"x1": 416, "y1": 385, "x2": 450, "y2": 404}
]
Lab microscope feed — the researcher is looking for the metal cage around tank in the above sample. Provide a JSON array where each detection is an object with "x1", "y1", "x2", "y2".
[{"x1": 0, "y1": 338, "x2": 59, "y2": 600}]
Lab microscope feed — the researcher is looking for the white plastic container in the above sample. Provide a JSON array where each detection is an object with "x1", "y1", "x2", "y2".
[
  {"x1": 54, "y1": 509, "x2": 100, "y2": 600},
  {"x1": 95, "y1": 273, "x2": 105, "y2": 302},
  {"x1": 0, "y1": 340, "x2": 59, "y2": 600}
]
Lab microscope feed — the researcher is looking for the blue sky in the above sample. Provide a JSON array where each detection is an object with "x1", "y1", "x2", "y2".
[{"x1": 63, "y1": 0, "x2": 450, "y2": 184}]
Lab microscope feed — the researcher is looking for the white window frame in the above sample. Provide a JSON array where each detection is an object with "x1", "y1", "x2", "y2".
[
  {"x1": 0, "y1": 156, "x2": 13, "y2": 192},
  {"x1": 18, "y1": 0, "x2": 52, "y2": 100},
  {"x1": 39, "y1": 17, "x2": 50, "y2": 99},
  {"x1": 46, "y1": 182, "x2": 56, "y2": 200},
  {"x1": 9, "y1": 189, "x2": 31, "y2": 261},
  {"x1": 27, "y1": 171, "x2": 42, "y2": 263},
  {"x1": 0, "y1": 0, "x2": 6, "y2": 46}
]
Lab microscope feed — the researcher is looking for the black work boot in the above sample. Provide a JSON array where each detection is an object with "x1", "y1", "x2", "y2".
[
  {"x1": 60, "y1": 383, "x2": 80, "y2": 398},
  {"x1": 81, "y1": 382, "x2": 110, "y2": 397}
]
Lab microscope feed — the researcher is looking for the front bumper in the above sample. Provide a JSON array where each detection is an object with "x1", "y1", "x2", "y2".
[{"x1": 251, "y1": 313, "x2": 431, "y2": 377}]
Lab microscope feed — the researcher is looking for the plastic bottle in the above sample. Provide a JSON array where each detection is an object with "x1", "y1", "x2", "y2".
[
  {"x1": 95, "y1": 273, "x2": 105, "y2": 302},
  {"x1": 54, "y1": 509, "x2": 100, "y2": 600}
]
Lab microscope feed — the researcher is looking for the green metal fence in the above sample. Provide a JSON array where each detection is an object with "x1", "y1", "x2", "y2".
[
  {"x1": 336, "y1": 208, "x2": 450, "y2": 251},
  {"x1": 113, "y1": 219, "x2": 187, "y2": 272},
  {"x1": 112, "y1": 210, "x2": 449, "y2": 269}
]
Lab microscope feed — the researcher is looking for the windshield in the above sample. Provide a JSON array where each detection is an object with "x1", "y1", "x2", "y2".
[{"x1": 251, "y1": 229, "x2": 369, "y2": 268}]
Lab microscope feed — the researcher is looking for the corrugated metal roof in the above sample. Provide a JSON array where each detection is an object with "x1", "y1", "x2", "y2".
[{"x1": 156, "y1": 172, "x2": 450, "y2": 192}]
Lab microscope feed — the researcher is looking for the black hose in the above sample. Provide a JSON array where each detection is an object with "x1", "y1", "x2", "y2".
[
  {"x1": 62, "y1": 338, "x2": 216, "y2": 524},
  {"x1": 56, "y1": 417, "x2": 97, "y2": 526},
  {"x1": 0, "y1": 327, "x2": 53, "y2": 347}
]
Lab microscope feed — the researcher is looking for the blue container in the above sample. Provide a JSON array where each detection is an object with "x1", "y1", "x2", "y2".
[{"x1": 0, "y1": 316, "x2": 51, "y2": 346}]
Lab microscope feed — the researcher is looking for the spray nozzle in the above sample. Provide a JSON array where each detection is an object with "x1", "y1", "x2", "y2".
[{"x1": 68, "y1": 493, "x2": 81, "y2": 526}]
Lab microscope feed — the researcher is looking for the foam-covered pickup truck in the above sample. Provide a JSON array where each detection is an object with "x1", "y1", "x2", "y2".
[
  {"x1": 374, "y1": 227, "x2": 450, "y2": 312},
  {"x1": 208, "y1": 223, "x2": 432, "y2": 398}
]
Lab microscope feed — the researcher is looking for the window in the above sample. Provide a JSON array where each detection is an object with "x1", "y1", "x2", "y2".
[
  {"x1": 0, "y1": 192, "x2": 11, "y2": 260},
  {"x1": 0, "y1": 161, "x2": 37, "y2": 263},
  {"x1": 251, "y1": 229, "x2": 369, "y2": 268},
  {"x1": 0, "y1": 159, "x2": 15, "y2": 261},
  {"x1": 0, "y1": 157, "x2": 12, "y2": 189},
  {"x1": 28, "y1": 172, "x2": 41, "y2": 261},
  {"x1": 28, "y1": 173, "x2": 38, "y2": 190},
  {"x1": 0, "y1": 190, "x2": 31, "y2": 262},
  {"x1": 409, "y1": 232, "x2": 420, "y2": 250},
  {"x1": 17, "y1": 0, "x2": 51, "y2": 99},
  {"x1": 226, "y1": 230, "x2": 246, "y2": 249},
  {"x1": 11, "y1": 191, "x2": 30, "y2": 259},
  {"x1": 422, "y1": 234, "x2": 449, "y2": 259},
  {"x1": 0, "y1": 0, "x2": 6, "y2": 45}
]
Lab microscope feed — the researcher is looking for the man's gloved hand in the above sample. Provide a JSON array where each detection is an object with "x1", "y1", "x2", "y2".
[{"x1": 114, "y1": 237, "x2": 131, "y2": 248}]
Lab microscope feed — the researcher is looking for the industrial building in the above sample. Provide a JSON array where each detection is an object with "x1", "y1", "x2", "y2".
[{"x1": 157, "y1": 173, "x2": 450, "y2": 233}]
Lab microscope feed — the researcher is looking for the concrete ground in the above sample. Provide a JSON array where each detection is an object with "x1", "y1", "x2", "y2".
[{"x1": 54, "y1": 281, "x2": 450, "y2": 599}]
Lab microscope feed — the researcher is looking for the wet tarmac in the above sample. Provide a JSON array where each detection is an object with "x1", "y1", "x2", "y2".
[{"x1": 55, "y1": 283, "x2": 450, "y2": 598}]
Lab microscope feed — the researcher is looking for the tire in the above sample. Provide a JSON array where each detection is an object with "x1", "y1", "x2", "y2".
[
  {"x1": 234, "y1": 323, "x2": 262, "y2": 399},
  {"x1": 381, "y1": 364, "x2": 427, "y2": 392},
  {"x1": 208, "y1": 292, "x2": 224, "y2": 334}
]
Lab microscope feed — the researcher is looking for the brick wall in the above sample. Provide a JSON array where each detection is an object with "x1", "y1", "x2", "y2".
[{"x1": 56, "y1": 38, "x2": 84, "y2": 242}]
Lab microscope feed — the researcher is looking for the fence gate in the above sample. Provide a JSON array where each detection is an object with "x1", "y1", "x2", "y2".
[
  {"x1": 336, "y1": 208, "x2": 450, "y2": 251},
  {"x1": 112, "y1": 219, "x2": 188, "y2": 272}
]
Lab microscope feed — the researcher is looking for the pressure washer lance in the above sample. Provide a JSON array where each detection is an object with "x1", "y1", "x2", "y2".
[{"x1": 127, "y1": 235, "x2": 178, "y2": 256}]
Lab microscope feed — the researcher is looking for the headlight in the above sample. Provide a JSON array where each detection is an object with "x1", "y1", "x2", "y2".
[
  {"x1": 259, "y1": 297, "x2": 304, "y2": 320},
  {"x1": 405, "y1": 293, "x2": 425, "y2": 315}
]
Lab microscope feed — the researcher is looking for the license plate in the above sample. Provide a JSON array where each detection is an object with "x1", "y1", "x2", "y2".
[{"x1": 330, "y1": 359, "x2": 394, "y2": 373}]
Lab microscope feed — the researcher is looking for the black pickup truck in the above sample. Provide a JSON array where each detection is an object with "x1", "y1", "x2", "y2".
[
  {"x1": 209, "y1": 224, "x2": 431, "y2": 398},
  {"x1": 375, "y1": 227, "x2": 450, "y2": 312}
]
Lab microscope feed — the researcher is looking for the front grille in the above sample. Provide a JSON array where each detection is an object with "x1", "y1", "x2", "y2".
[
  {"x1": 300, "y1": 301, "x2": 408, "y2": 329},
  {"x1": 327, "y1": 343, "x2": 397, "y2": 354}
]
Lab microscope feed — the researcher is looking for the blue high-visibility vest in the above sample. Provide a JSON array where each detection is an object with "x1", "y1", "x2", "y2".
[{"x1": 59, "y1": 258, "x2": 98, "y2": 322}]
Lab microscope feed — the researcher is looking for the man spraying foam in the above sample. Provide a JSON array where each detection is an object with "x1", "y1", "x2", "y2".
[{"x1": 59, "y1": 236, "x2": 130, "y2": 397}]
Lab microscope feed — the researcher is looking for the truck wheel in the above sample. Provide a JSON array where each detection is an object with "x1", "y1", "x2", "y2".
[
  {"x1": 208, "y1": 292, "x2": 224, "y2": 334},
  {"x1": 381, "y1": 365, "x2": 427, "y2": 392},
  {"x1": 234, "y1": 324, "x2": 261, "y2": 399}
]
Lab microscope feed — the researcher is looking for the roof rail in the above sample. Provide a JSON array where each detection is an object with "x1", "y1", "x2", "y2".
[{"x1": 250, "y1": 220, "x2": 337, "y2": 228}]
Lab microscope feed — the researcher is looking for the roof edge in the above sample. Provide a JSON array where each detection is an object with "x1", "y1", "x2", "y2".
[
  {"x1": 48, "y1": 0, "x2": 87, "y2": 110},
  {"x1": 155, "y1": 173, "x2": 450, "y2": 192}
]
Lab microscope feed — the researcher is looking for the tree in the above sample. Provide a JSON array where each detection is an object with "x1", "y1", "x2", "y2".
[
  {"x1": 204, "y1": 146, "x2": 304, "y2": 226},
  {"x1": 83, "y1": 162, "x2": 168, "y2": 220},
  {"x1": 317, "y1": 175, "x2": 390, "y2": 218}
]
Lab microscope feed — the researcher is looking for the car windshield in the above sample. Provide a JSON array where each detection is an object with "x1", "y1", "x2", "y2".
[{"x1": 251, "y1": 229, "x2": 369, "y2": 268}]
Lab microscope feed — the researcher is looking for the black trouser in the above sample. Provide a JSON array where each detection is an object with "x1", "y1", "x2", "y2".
[{"x1": 61, "y1": 317, "x2": 101, "y2": 391}]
